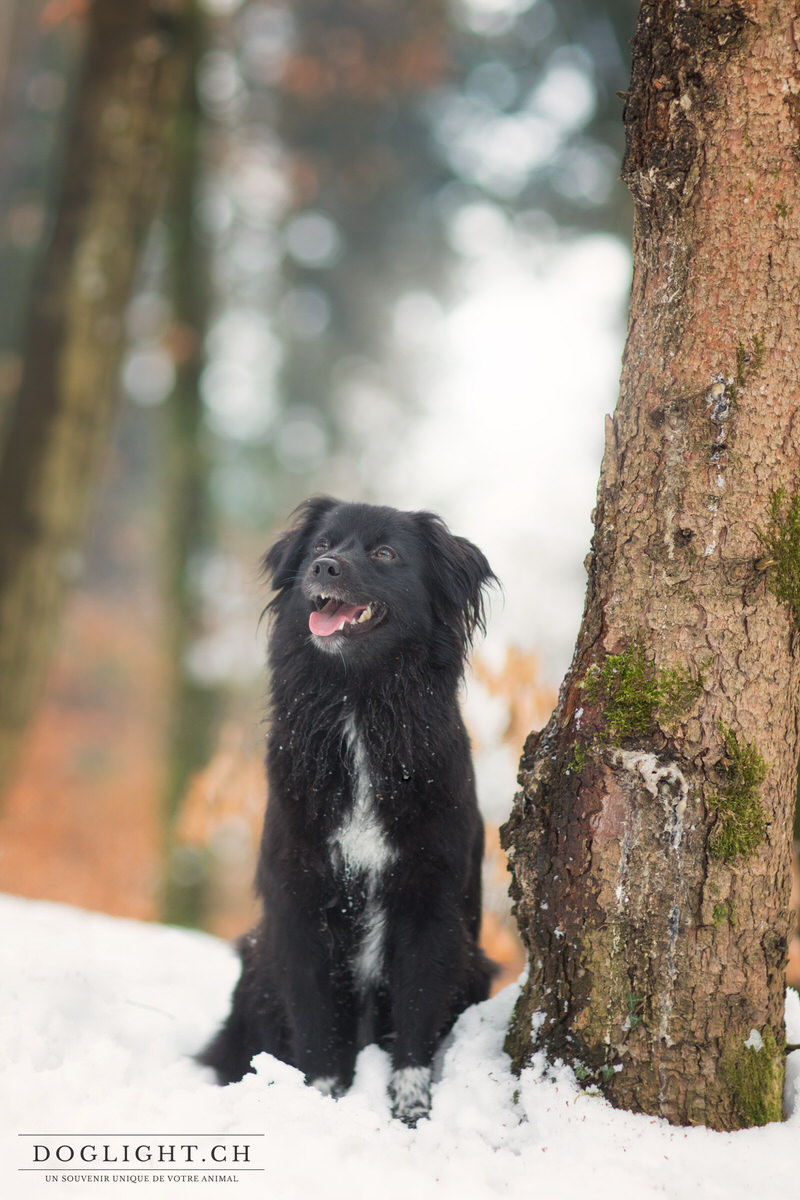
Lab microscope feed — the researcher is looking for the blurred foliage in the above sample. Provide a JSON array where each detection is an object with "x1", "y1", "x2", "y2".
[
  {"x1": 189, "y1": 0, "x2": 638, "y2": 527},
  {"x1": 0, "y1": 0, "x2": 638, "y2": 524},
  {"x1": 0, "y1": 0, "x2": 637, "y2": 929}
]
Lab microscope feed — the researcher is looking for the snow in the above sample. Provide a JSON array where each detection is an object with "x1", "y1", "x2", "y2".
[{"x1": 3, "y1": 895, "x2": 800, "y2": 1200}]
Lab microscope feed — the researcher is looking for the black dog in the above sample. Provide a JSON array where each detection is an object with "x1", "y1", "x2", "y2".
[{"x1": 199, "y1": 497, "x2": 497, "y2": 1124}]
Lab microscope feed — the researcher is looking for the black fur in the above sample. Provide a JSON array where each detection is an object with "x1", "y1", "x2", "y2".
[{"x1": 198, "y1": 497, "x2": 497, "y2": 1123}]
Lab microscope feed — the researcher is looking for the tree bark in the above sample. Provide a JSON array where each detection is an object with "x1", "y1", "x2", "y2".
[
  {"x1": 502, "y1": 0, "x2": 800, "y2": 1130},
  {"x1": 0, "y1": 0, "x2": 192, "y2": 798}
]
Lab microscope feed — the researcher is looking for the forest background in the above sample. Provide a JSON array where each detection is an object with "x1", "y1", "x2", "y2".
[{"x1": 2, "y1": 0, "x2": 795, "y2": 991}]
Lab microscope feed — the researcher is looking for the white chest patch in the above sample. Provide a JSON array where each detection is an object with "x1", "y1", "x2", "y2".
[
  {"x1": 330, "y1": 716, "x2": 397, "y2": 989},
  {"x1": 330, "y1": 717, "x2": 396, "y2": 878}
]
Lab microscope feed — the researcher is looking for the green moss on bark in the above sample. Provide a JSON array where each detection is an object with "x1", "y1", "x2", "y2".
[
  {"x1": 722, "y1": 1028, "x2": 784, "y2": 1127},
  {"x1": 712, "y1": 901, "x2": 736, "y2": 927},
  {"x1": 707, "y1": 724, "x2": 768, "y2": 861},
  {"x1": 756, "y1": 485, "x2": 800, "y2": 626},
  {"x1": 582, "y1": 640, "x2": 703, "y2": 744}
]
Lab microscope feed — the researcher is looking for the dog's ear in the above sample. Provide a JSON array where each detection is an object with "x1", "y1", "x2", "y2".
[
  {"x1": 262, "y1": 496, "x2": 338, "y2": 593},
  {"x1": 414, "y1": 512, "x2": 497, "y2": 661}
]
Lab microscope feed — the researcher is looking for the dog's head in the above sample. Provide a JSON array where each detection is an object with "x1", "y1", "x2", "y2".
[{"x1": 262, "y1": 496, "x2": 497, "y2": 669}]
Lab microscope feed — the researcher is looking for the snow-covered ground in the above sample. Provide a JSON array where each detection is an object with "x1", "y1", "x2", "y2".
[{"x1": 2, "y1": 894, "x2": 799, "y2": 1200}]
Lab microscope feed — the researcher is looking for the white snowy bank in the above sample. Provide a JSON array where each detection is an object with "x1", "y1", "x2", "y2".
[{"x1": 2, "y1": 893, "x2": 799, "y2": 1200}]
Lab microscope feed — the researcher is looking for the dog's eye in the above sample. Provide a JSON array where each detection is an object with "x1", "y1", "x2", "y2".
[
  {"x1": 314, "y1": 537, "x2": 329, "y2": 554},
  {"x1": 372, "y1": 545, "x2": 396, "y2": 561}
]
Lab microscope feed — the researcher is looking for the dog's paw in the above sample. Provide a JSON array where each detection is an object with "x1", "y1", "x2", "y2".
[{"x1": 389, "y1": 1065, "x2": 432, "y2": 1126}]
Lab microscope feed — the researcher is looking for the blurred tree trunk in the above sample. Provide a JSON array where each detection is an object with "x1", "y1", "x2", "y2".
[
  {"x1": 160, "y1": 5, "x2": 218, "y2": 928},
  {"x1": 0, "y1": 0, "x2": 192, "y2": 799},
  {"x1": 502, "y1": 0, "x2": 800, "y2": 1130},
  {"x1": 0, "y1": 0, "x2": 53, "y2": 443},
  {"x1": 0, "y1": 0, "x2": 19, "y2": 126}
]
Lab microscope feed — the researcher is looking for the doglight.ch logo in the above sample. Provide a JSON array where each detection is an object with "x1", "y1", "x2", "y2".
[{"x1": 17, "y1": 1134, "x2": 265, "y2": 1184}]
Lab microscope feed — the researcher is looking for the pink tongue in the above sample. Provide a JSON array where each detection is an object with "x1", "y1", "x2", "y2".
[{"x1": 309, "y1": 600, "x2": 365, "y2": 636}]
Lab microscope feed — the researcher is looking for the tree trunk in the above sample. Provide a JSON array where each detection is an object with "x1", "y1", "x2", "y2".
[
  {"x1": 0, "y1": 0, "x2": 192, "y2": 798},
  {"x1": 160, "y1": 5, "x2": 219, "y2": 929},
  {"x1": 501, "y1": 0, "x2": 800, "y2": 1131}
]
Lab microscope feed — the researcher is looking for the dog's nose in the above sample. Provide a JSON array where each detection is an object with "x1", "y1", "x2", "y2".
[{"x1": 312, "y1": 556, "x2": 341, "y2": 579}]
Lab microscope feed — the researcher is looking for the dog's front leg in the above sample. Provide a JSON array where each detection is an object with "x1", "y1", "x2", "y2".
[
  {"x1": 385, "y1": 914, "x2": 464, "y2": 1126},
  {"x1": 280, "y1": 921, "x2": 359, "y2": 1096}
]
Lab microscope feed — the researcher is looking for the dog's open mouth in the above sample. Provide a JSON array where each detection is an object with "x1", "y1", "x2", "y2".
[{"x1": 309, "y1": 596, "x2": 387, "y2": 638}]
